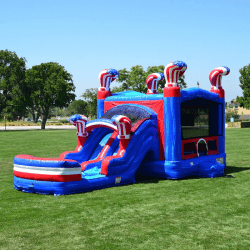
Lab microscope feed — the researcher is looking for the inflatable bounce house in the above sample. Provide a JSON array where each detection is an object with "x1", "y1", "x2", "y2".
[{"x1": 13, "y1": 61, "x2": 230, "y2": 195}]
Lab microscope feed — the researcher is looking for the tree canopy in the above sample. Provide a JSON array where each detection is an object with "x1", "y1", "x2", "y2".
[
  {"x1": 112, "y1": 65, "x2": 187, "y2": 93},
  {"x1": 81, "y1": 88, "x2": 98, "y2": 118},
  {"x1": 25, "y1": 62, "x2": 75, "y2": 129},
  {"x1": 236, "y1": 63, "x2": 250, "y2": 109},
  {"x1": 67, "y1": 99, "x2": 88, "y2": 116},
  {"x1": 225, "y1": 105, "x2": 239, "y2": 122},
  {"x1": 0, "y1": 50, "x2": 27, "y2": 117}
]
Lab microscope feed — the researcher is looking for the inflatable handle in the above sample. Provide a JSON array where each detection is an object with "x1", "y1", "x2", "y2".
[
  {"x1": 146, "y1": 73, "x2": 164, "y2": 94},
  {"x1": 209, "y1": 66, "x2": 230, "y2": 90},
  {"x1": 98, "y1": 68, "x2": 119, "y2": 91},
  {"x1": 164, "y1": 61, "x2": 187, "y2": 87}
]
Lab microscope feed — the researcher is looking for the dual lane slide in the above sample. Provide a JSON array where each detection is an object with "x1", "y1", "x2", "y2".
[{"x1": 13, "y1": 117, "x2": 159, "y2": 195}]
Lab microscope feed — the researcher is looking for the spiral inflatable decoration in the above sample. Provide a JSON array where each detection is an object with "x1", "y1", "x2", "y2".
[
  {"x1": 69, "y1": 114, "x2": 88, "y2": 137},
  {"x1": 209, "y1": 66, "x2": 230, "y2": 90},
  {"x1": 98, "y1": 68, "x2": 119, "y2": 91},
  {"x1": 111, "y1": 115, "x2": 131, "y2": 140},
  {"x1": 164, "y1": 61, "x2": 187, "y2": 87},
  {"x1": 146, "y1": 73, "x2": 164, "y2": 94}
]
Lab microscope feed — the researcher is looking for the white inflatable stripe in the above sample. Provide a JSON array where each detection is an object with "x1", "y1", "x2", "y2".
[
  {"x1": 86, "y1": 121, "x2": 117, "y2": 130},
  {"x1": 14, "y1": 164, "x2": 81, "y2": 175},
  {"x1": 118, "y1": 134, "x2": 130, "y2": 139}
]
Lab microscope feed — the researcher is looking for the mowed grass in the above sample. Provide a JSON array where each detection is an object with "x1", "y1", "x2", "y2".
[{"x1": 0, "y1": 129, "x2": 250, "y2": 250}]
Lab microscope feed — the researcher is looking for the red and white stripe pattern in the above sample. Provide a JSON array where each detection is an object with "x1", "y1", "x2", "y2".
[
  {"x1": 70, "y1": 115, "x2": 88, "y2": 137},
  {"x1": 85, "y1": 120, "x2": 117, "y2": 132},
  {"x1": 98, "y1": 69, "x2": 119, "y2": 91},
  {"x1": 209, "y1": 66, "x2": 230, "y2": 90},
  {"x1": 113, "y1": 115, "x2": 131, "y2": 139},
  {"x1": 14, "y1": 164, "x2": 82, "y2": 182},
  {"x1": 13, "y1": 155, "x2": 82, "y2": 182},
  {"x1": 164, "y1": 61, "x2": 187, "y2": 87},
  {"x1": 146, "y1": 73, "x2": 164, "y2": 94}
]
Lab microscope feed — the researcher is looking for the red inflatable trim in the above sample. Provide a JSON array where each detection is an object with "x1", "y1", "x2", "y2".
[
  {"x1": 181, "y1": 136, "x2": 219, "y2": 160},
  {"x1": 131, "y1": 118, "x2": 149, "y2": 133},
  {"x1": 14, "y1": 171, "x2": 82, "y2": 182},
  {"x1": 97, "y1": 90, "x2": 112, "y2": 100},
  {"x1": 210, "y1": 88, "x2": 224, "y2": 98},
  {"x1": 59, "y1": 150, "x2": 77, "y2": 160},
  {"x1": 100, "y1": 152, "x2": 126, "y2": 176},
  {"x1": 146, "y1": 90, "x2": 158, "y2": 94},
  {"x1": 86, "y1": 123, "x2": 117, "y2": 132},
  {"x1": 163, "y1": 87, "x2": 181, "y2": 97}
]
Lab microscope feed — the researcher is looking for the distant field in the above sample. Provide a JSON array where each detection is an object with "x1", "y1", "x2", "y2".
[
  {"x1": 0, "y1": 121, "x2": 72, "y2": 126},
  {"x1": 182, "y1": 126, "x2": 209, "y2": 139},
  {"x1": 0, "y1": 129, "x2": 250, "y2": 249}
]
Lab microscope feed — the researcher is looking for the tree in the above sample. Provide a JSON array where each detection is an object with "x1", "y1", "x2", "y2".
[
  {"x1": 1, "y1": 105, "x2": 27, "y2": 121},
  {"x1": 67, "y1": 99, "x2": 88, "y2": 116},
  {"x1": 236, "y1": 64, "x2": 250, "y2": 109},
  {"x1": 0, "y1": 50, "x2": 27, "y2": 117},
  {"x1": 27, "y1": 106, "x2": 41, "y2": 123},
  {"x1": 225, "y1": 105, "x2": 239, "y2": 122},
  {"x1": 81, "y1": 88, "x2": 98, "y2": 117},
  {"x1": 112, "y1": 65, "x2": 187, "y2": 94},
  {"x1": 25, "y1": 62, "x2": 76, "y2": 129}
]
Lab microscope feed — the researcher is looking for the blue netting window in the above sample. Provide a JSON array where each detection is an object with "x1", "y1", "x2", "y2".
[{"x1": 101, "y1": 105, "x2": 151, "y2": 126}]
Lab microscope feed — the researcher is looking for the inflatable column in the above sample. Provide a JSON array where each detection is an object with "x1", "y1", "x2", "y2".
[
  {"x1": 209, "y1": 66, "x2": 230, "y2": 98},
  {"x1": 112, "y1": 115, "x2": 131, "y2": 156},
  {"x1": 209, "y1": 66, "x2": 230, "y2": 155},
  {"x1": 100, "y1": 115, "x2": 131, "y2": 176},
  {"x1": 97, "y1": 68, "x2": 119, "y2": 118},
  {"x1": 163, "y1": 61, "x2": 187, "y2": 161},
  {"x1": 69, "y1": 114, "x2": 88, "y2": 151},
  {"x1": 146, "y1": 73, "x2": 164, "y2": 94}
]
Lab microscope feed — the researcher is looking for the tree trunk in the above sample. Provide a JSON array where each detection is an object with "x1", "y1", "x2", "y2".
[
  {"x1": 41, "y1": 113, "x2": 48, "y2": 129},
  {"x1": 32, "y1": 113, "x2": 36, "y2": 123},
  {"x1": 35, "y1": 112, "x2": 40, "y2": 123},
  {"x1": 28, "y1": 108, "x2": 36, "y2": 123},
  {"x1": 29, "y1": 107, "x2": 40, "y2": 123}
]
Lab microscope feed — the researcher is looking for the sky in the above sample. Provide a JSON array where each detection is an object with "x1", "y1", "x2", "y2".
[{"x1": 1, "y1": 0, "x2": 249, "y2": 102}]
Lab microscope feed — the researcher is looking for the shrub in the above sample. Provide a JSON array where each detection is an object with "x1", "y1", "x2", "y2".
[
  {"x1": 225, "y1": 107, "x2": 239, "y2": 122},
  {"x1": 60, "y1": 119, "x2": 69, "y2": 124}
]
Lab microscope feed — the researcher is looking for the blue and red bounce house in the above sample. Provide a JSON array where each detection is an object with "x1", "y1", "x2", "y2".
[{"x1": 13, "y1": 61, "x2": 230, "y2": 195}]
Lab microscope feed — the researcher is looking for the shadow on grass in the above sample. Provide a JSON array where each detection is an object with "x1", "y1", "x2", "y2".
[
  {"x1": 135, "y1": 175, "x2": 165, "y2": 184},
  {"x1": 135, "y1": 166, "x2": 250, "y2": 184},
  {"x1": 135, "y1": 175, "x2": 205, "y2": 183},
  {"x1": 225, "y1": 165, "x2": 250, "y2": 174}
]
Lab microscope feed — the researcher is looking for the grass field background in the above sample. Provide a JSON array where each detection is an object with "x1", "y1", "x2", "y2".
[{"x1": 1, "y1": 129, "x2": 250, "y2": 249}]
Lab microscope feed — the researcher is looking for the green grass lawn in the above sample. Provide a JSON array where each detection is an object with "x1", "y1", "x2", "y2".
[{"x1": 1, "y1": 129, "x2": 250, "y2": 249}]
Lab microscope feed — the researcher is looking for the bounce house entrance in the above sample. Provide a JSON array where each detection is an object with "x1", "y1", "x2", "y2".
[
  {"x1": 181, "y1": 97, "x2": 223, "y2": 160},
  {"x1": 197, "y1": 139, "x2": 208, "y2": 156}
]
